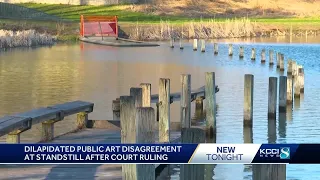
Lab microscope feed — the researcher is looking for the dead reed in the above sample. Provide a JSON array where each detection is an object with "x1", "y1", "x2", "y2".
[
  {"x1": 0, "y1": 29, "x2": 55, "y2": 49},
  {"x1": 129, "y1": 18, "x2": 258, "y2": 40}
]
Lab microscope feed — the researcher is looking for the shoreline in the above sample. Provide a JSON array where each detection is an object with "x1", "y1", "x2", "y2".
[{"x1": 0, "y1": 20, "x2": 319, "y2": 48}]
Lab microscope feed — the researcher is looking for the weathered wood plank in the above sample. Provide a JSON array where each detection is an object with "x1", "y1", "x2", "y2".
[
  {"x1": 268, "y1": 77, "x2": 278, "y2": 119},
  {"x1": 140, "y1": 83, "x2": 151, "y2": 107},
  {"x1": 41, "y1": 120, "x2": 55, "y2": 142},
  {"x1": 205, "y1": 72, "x2": 216, "y2": 139},
  {"x1": 159, "y1": 78, "x2": 170, "y2": 143},
  {"x1": 13, "y1": 107, "x2": 62, "y2": 124},
  {"x1": 181, "y1": 74, "x2": 191, "y2": 129},
  {"x1": 0, "y1": 116, "x2": 31, "y2": 137},
  {"x1": 120, "y1": 96, "x2": 136, "y2": 143},
  {"x1": 244, "y1": 74, "x2": 254, "y2": 126},
  {"x1": 48, "y1": 101, "x2": 94, "y2": 116},
  {"x1": 150, "y1": 85, "x2": 219, "y2": 103},
  {"x1": 135, "y1": 108, "x2": 155, "y2": 180},
  {"x1": 130, "y1": 88, "x2": 143, "y2": 108},
  {"x1": 279, "y1": 76, "x2": 287, "y2": 112},
  {"x1": 120, "y1": 96, "x2": 136, "y2": 180},
  {"x1": 112, "y1": 100, "x2": 120, "y2": 120}
]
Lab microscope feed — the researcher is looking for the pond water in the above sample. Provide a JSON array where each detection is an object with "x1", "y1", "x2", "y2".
[{"x1": 0, "y1": 36, "x2": 320, "y2": 179}]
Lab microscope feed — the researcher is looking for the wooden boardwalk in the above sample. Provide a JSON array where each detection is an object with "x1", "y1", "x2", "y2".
[{"x1": 0, "y1": 129, "x2": 181, "y2": 180}]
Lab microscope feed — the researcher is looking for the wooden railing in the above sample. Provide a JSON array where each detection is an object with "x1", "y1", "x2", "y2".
[{"x1": 0, "y1": 100, "x2": 94, "y2": 143}]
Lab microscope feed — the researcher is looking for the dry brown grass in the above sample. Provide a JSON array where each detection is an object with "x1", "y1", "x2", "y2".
[
  {"x1": 128, "y1": 0, "x2": 320, "y2": 18},
  {"x1": 0, "y1": 30, "x2": 55, "y2": 49},
  {"x1": 129, "y1": 18, "x2": 259, "y2": 40}
]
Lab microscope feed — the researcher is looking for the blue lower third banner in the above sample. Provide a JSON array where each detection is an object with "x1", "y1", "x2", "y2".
[{"x1": 0, "y1": 144, "x2": 319, "y2": 164}]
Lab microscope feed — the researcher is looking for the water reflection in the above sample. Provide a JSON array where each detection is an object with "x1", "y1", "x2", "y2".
[
  {"x1": 268, "y1": 119, "x2": 277, "y2": 144},
  {"x1": 278, "y1": 112, "x2": 287, "y2": 140},
  {"x1": 286, "y1": 105, "x2": 293, "y2": 122},
  {"x1": 243, "y1": 126, "x2": 253, "y2": 144},
  {"x1": 294, "y1": 96, "x2": 301, "y2": 110},
  {"x1": 0, "y1": 36, "x2": 320, "y2": 179}
]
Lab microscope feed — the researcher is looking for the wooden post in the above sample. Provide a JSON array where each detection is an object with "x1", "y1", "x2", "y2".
[
  {"x1": 41, "y1": 120, "x2": 55, "y2": 142},
  {"x1": 120, "y1": 96, "x2": 136, "y2": 180},
  {"x1": 294, "y1": 67, "x2": 301, "y2": 98},
  {"x1": 195, "y1": 97, "x2": 204, "y2": 119},
  {"x1": 287, "y1": 59, "x2": 292, "y2": 75},
  {"x1": 76, "y1": 112, "x2": 88, "y2": 129},
  {"x1": 159, "y1": 78, "x2": 170, "y2": 142},
  {"x1": 134, "y1": 108, "x2": 155, "y2": 180},
  {"x1": 287, "y1": 76, "x2": 293, "y2": 104},
  {"x1": 279, "y1": 76, "x2": 287, "y2": 112},
  {"x1": 140, "y1": 83, "x2": 151, "y2": 107},
  {"x1": 280, "y1": 54, "x2": 285, "y2": 71},
  {"x1": 193, "y1": 39, "x2": 197, "y2": 51},
  {"x1": 252, "y1": 164, "x2": 286, "y2": 180},
  {"x1": 300, "y1": 67, "x2": 304, "y2": 93},
  {"x1": 228, "y1": 44, "x2": 233, "y2": 56},
  {"x1": 6, "y1": 132, "x2": 20, "y2": 143},
  {"x1": 136, "y1": 107, "x2": 155, "y2": 141},
  {"x1": 130, "y1": 88, "x2": 143, "y2": 108},
  {"x1": 112, "y1": 99, "x2": 120, "y2": 120},
  {"x1": 201, "y1": 39, "x2": 205, "y2": 52},
  {"x1": 181, "y1": 74, "x2": 191, "y2": 129},
  {"x1": 268, "y1": 77, "x2": 278, "y2": 119},
  {"x1": 244, "y1": 74, "x2": 254, "y2": 127},
  {"x1": 205, "y1": 72, "x2": 216, "y2": 139},
  {"x1": 269, "y1": 50, "x2": 274, "y2": 65},
  {"x1": 239, "y1": 46, "x2": 244, "y2": 58},
  {"x1": 181, "y1": 128, "x2": 205, "y2": 180},
  {"x1": 120, "y1": 96, "x2": 136, "y2": 143},
  {"x1": 180, "y1": 39, "x2": 184, "y2": 49},
  {"x1": 276, "y1": 52, "x2": 280, "y2": 68},
  {"x1": 214, "y1": 43, "x2": 218, "y2": 54},
  {"x1": 251, "y1": 48, "x2": 256, "y2": 60},
  {"x1": 292, "y1": 61, "x2": 297, "y2": 77},
  {"x1": 261, "y1": 49, "x2": 266, "y2": 63},
  {"x1": 170, "y1": 38, "x2": 174, "y2": 48}
]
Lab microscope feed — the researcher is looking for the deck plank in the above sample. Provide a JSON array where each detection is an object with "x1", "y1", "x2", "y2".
[
  {"x1": 0, "y1": 116, "x2": 31, "y2": 137},
  {"x1": 47, "y1": 101, "x2": 94, "y2": 116},
  {"x1": 14, "y1": 107, "x2": 62, "y2": 124}
]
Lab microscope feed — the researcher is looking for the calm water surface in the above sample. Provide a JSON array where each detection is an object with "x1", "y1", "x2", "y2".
[{"x1": 0, "y1": 36, "x2": 320, "y2": 179}]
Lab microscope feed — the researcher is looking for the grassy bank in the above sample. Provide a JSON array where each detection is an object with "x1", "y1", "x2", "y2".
[
  {"x1": 18, "y1": 3, "x2": 320, "y2": 25},
  {"x1": 1, "y1": 2, "x2": 320, "y2": 42}
]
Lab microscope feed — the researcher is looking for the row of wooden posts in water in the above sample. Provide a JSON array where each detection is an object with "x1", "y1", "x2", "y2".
[
  {"x1": 116, "y1": 73, "x2": 217, "y2": 180},
  {"x1": 169, "y1": 38, "x2": 305, "y2": 102},
  {"x1": 114, "y1": 70, "x2": 303, "y2": 179}
]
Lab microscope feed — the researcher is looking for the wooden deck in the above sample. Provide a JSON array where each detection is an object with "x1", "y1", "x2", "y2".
[
  {"x1": 0, "y1": 129, "x2": 181, "y2": 180},
  {"x1": 80, "y1": 37, "x2": 160, "y2": 47}
]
